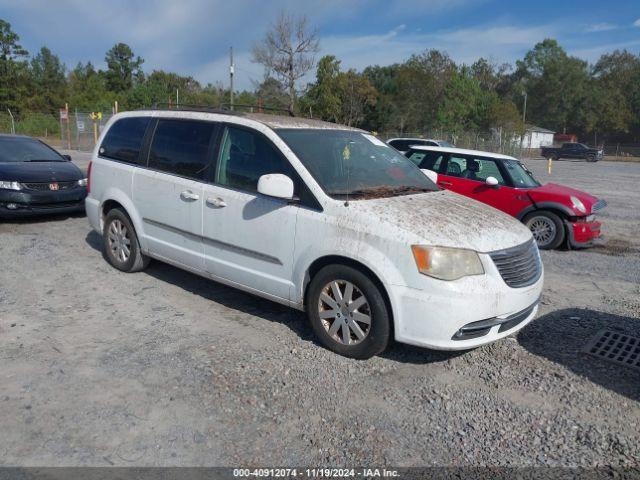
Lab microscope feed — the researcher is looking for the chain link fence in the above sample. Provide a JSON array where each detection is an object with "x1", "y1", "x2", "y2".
[
  {"x1": 0, "y1": 111, "x2": 114, "y2": 151},
  {"x1": 2, "y1": 110, "x2": 640, "y2": 160}
]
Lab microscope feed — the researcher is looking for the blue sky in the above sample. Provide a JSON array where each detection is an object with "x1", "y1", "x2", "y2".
[{"x1": 1, "y1": 0, "x2": 639, "y2": 90}]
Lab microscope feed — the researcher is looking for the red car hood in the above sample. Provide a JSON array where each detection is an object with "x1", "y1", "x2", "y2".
[{"x1": 528, "y1": 182, "x2": 600, "y2": 214}]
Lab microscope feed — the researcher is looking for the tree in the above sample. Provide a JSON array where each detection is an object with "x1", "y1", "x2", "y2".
[
  {"x1": 252, "y1": 12, "x2": 319, "y2": 115},
  {"x1": 515, "y1": 39, "x2": 591, "y2": 135},
  {"x1": 254, "y1": 75, "x2": 289, "y2": 111},
  {"x1": 29, "y1": 47, "x2": 67, "y2": 111},
  {"x1": 0, "y1": 19, "x2": 29, "y2": 111},
  {"x1": 335, "y1": 69, "x2": 377, "y2": 127},
  {"x1": 104, "y1": 43, "x2": 144, "y2": 93},
  {"x1": 301, "y1": 56, "x2": 376, "y2": 127},
  {"x1": 304, "y1": 55, "x2": 342, "y2": 120}
]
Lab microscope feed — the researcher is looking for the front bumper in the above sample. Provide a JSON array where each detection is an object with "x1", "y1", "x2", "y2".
[
  {"x1": 566, "y1": 218, "x2": 601, "y2": 248},
  {"x1": 389, "y1": 254, "x2": 543, "y2": 350},
  {"x1": 0, "y1": 187, "x2": 87, "y2": 217}
]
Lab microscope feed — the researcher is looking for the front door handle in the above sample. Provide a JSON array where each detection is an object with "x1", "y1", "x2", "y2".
[
  {"x1": 180, "y1": 190, "x2": 199, "y2": 201},
  {"x1": 206, "y1": 196, "x2": 227, "y2": 208},
  {"x1": 438, "y1": 181, "x2": 453, "y2": 186}
]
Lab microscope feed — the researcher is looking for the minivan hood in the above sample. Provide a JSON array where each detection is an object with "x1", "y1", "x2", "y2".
[
  {"x1": 0, "y1": 161, "x2": 83, "y2": 183},
  {"x1": 346, "y1": 189, "x2": 532, "y2": 253}
]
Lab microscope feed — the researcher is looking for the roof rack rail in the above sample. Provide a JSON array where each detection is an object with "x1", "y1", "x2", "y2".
[
  {"x1": 144, "y1": 103, "x2": 239, "y2": 115},
  {"x1": 219, "y1": 103, "x2": 294, "y2": 116}
]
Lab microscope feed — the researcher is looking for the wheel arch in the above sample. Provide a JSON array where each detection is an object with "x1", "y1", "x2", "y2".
[
  {"x1": 97, "y1": 190, "x2": 146, "y2": 251},
  {"x1": 302, "y1": 255, "x2": 395, "y2": 330},
  {"x1": 517, "y1": 202, "x2": 574, "y2": 221}
]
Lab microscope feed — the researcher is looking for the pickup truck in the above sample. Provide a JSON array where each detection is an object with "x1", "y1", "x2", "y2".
[{"x1": 541, "y1": 143, "x2": 603, "y2": 162}]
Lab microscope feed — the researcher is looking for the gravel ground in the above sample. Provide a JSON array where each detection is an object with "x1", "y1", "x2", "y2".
[{"x1": 0, "y1": 153, "x2": 638, "y2": 467}]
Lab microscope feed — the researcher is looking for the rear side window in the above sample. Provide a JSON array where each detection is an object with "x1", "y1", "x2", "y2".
[
  {"x1": 408, "y1": 151, "x2": 444, "y2": 171},
  {"x1": 99, "y1": 117, "x2": 151, "y2": 164},
  {"x1": 148, "y1": 119, "x2": 216, "y2": 180}
]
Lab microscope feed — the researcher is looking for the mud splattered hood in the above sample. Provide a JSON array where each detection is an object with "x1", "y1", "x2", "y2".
[{"x1": 344, "y1": 189, "x2": 533, "y2": 253}]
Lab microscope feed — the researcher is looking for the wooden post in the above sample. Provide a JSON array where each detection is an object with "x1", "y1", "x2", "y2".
[{"x1": 65, "y1": 103, "x2": 71, "y2": 150}]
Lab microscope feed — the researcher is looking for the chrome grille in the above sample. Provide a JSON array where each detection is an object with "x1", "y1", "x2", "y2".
[
  {"x1": 21, "y1": 181, "x2": 77, "y2": 191},
  {"x1": 489, "y1": 240, "x2": 542, "y2": 288},
  {"x1": 592, "y1": 199, "x2": 607, "y2": 213}
]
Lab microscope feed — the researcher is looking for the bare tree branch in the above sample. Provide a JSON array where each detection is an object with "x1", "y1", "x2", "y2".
[{"x1": 252, "y1": 11, "x2": 319, "y2": 115}]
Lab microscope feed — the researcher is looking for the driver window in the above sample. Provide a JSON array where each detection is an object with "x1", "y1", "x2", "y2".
[{"x1": 215, "y1": 126, "x2": 296, "y2": 193}]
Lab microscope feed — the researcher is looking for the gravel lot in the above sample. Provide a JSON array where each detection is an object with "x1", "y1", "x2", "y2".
[{"x1": 1, "y1": 152, "x2": 639, "y2": 467}]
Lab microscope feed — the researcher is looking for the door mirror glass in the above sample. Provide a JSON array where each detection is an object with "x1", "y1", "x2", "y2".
[
  {"x1": 62, "y1": 154, "x2": 72, "y2": 161},
  {"x1": 485, "y1": 176, "x2": 499, "y2": 187},
  {"x1": 257, "y1": 174, "x2": 294, "y2": 199},
  {"x1": 421, "y1": 168, "x2": 438, "y2": 184}
]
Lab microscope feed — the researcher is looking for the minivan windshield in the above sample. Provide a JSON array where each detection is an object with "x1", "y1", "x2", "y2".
[
  {"x1": 504, "y1": 159, "x2": 540, "y2": 188},
  {"x1": 277, "y1": 129, "x2": 438, "y2": 199},
  {"x1": 0, "y1": 136, "x2": 64, "y2": 163}
]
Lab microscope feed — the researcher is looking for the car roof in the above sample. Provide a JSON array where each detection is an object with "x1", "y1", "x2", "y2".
[
  {"x1": 126, "y1": 109, "x2": 364, "y2": 132},
  {"x1": 408, "y1": 145, "x2": 518, "y2": 161},
  {"x1": 0, "y1": 133, "x2": 33, "y2": 139},
  {"x1": 387, "y1": 137, "x2": 440, "y2": 143}
]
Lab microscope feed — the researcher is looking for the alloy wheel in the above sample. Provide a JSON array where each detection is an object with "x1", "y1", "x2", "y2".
[
  {"x1": 528, "y1": 216, "x2": 556, "y2": 248},
  {"x1": 107, "y1": 219, "x2": 131, "y2": 263},
  {"x1": 318, "y1": 280, "x2": 372, "y2": 345}
]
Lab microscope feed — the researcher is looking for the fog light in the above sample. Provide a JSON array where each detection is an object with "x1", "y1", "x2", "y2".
[{"x1": 6, "y1": 203, "x2": 17, "y2": 210}]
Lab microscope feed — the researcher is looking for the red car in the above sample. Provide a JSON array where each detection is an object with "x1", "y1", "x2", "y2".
[{"x1": 405, "y1": 146, "x2": 606, "y2": 250}]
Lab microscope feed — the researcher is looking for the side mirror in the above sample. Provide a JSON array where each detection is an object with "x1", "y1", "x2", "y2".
[
  {"x1": 421, "y1": 168, "x2": 438, "y2": 184},
  {"x1": 257, "y1": 173, "x2": 294, "y2": 200},
  {"x1": 485, "y1": 176, "x2": 499, "y2": 188},
  {"x1": 62, "y1": 154, "x2": 72, "y2": 161}
]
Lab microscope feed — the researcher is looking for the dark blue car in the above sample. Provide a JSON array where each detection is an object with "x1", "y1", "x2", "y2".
[{"x1": 0, "y1": 134, "x2": 87, "y2": 218}]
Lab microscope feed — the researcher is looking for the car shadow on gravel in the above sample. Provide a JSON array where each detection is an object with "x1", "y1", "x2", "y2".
[
  {"x1": 84, "y1": 230, "x2": 467, "y2": 365},
  {"x1": 0, "y1": 211, "x2": 85, "y2": 225},
  {"x1": 518, "y1": 308, "x2": 640, "y2": 402}
]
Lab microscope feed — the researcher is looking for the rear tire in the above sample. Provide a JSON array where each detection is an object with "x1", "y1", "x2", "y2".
[
  {"x1": 103, "y1": 208, "x2": 149, "y2": 272},
  {"x1": 524, "y1": 210, "x2": 565, "y2": 250},
  {"x1": 306, "y1": 265, "x2": 391, "y2": 359}
]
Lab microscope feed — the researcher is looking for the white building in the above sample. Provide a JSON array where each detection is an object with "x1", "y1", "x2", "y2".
[{"x1": 521, "y1": 125, "x2": 555, "y2": 149}]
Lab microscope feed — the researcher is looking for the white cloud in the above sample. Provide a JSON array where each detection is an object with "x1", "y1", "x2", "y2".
[
  {"x1": 585, "y1": 23, "x2": 618, "y2": 32},
  {"x1": 634, "y1": 18, "x2": 640, "y2": 27}
]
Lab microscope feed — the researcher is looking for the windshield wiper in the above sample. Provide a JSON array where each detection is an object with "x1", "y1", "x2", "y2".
[
  {"x1": 24, "y1": 159, "x2": 62, "y2": 162},
  {"x1": 329, "y1": 185, "x2": 433, "y2": 199}
]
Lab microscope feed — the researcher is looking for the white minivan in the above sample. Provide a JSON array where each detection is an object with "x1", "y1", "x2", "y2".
[{"x1": 86, "y1": 109, "x2": 543, "y2": 359}]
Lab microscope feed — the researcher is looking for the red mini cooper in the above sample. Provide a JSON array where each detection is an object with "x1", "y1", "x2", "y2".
[{"x1": 405, "y1": 146, "x2": 606, "y2": 250}]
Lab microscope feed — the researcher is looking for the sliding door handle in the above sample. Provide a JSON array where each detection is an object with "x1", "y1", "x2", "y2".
[{"x1": 180, "y1": 190, "x2": 199, "y2": 201}]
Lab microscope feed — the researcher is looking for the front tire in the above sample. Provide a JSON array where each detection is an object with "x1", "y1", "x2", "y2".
[
  {"x1": 306, "y1": 265, "x2": 391, "y2": 359},
  {"x1": 586, "y1": 154, "x2": 597, "y2": 162},
  {"x1": 524, "y1": 210, "x2": 565, "y2": 250},
  {"x1": 103, "y1": 208, "x2": 149, "y2": 272}
]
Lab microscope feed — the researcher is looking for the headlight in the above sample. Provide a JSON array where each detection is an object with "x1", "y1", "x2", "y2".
[
  {"x1": 77, "y1": 178, "x2": 88, "y2": 187},
  {"x1": 570, "y1": 195, "x2": 586, "y2": 214},
  {"x1": 411, "y1": 245, "x2": 484, "y2": 281},
  {"x1": 0, "y1": 181, "x2": 22, "y2": 191}
]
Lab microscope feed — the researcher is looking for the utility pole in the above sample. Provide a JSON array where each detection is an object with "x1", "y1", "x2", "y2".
[
  {"x1": 229, "y1": 47, "x2": 234, "y2": 111},
  {"x1": 519, "y1": 91, "x2": 527, "y2": 158}
]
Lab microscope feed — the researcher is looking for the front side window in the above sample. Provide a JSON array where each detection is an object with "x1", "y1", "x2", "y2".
[
  {"x1": 148, "y1": 119, "x2": 215, "y2": 180},
  {"x1": 99, "y1": 117, "x2": 151, "y2": 164},
  {"x1": 277, "y1": 129, "x2": 437, "y2": 199},
  {"x1": 215, "y1": 126, "x2": 296, "y2": 193}
]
